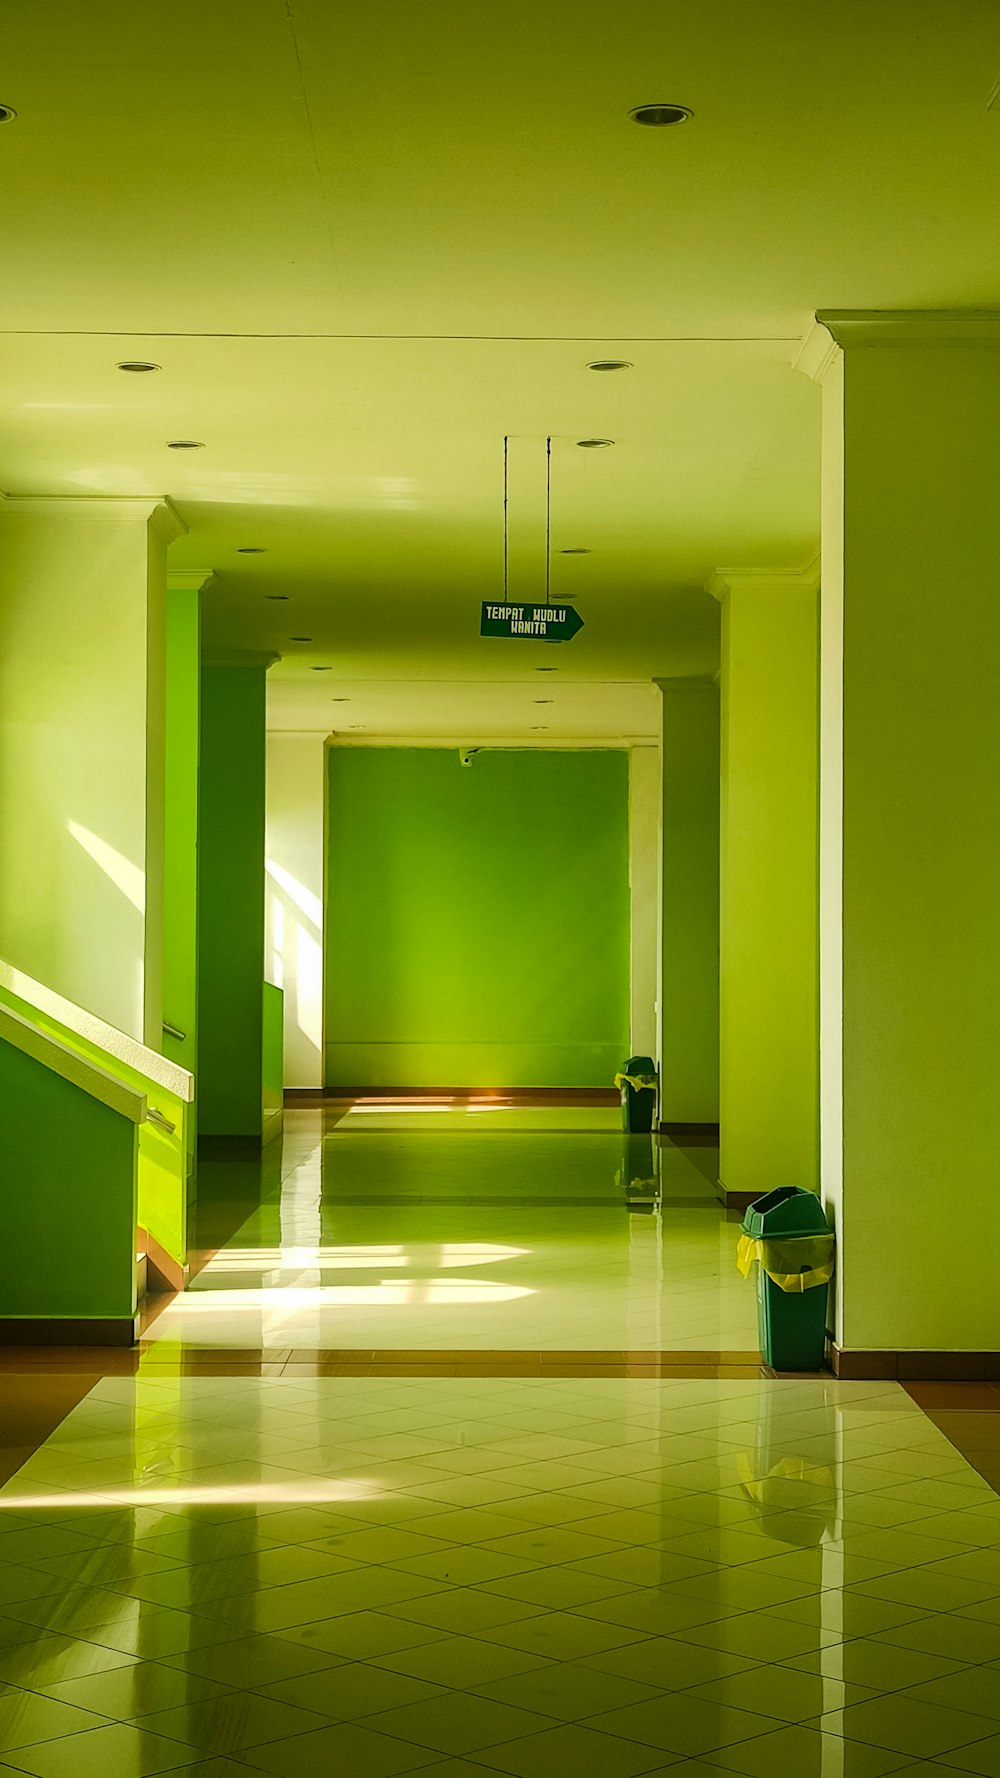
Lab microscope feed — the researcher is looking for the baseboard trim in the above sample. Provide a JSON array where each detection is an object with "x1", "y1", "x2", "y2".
[
  {"x1": 713, "y1": 1182, "x2": 757, "y2": 1213},
  {"x1": 262, "y1": 1108, "x2": 284, "y2": 1146},
  {"x1": 0, "y1": 1316, "x2": 140, "y2": 1348},
  {"x1": 137, "y1": 1228, "x2": 187, "y2": 1295},
  {"x1": 288, "y1": 1087, "x2": 622, "y2": 1106},
  {"x1": 829, "y1": 1342, "x2": 1000, "y2": 1381},
  {"x1": 198, "y1": 1134, "x2": 263, "y2": 1159},
  {"x1": 659, "y1": 1122, "x2": 720, "y2": 1144}
]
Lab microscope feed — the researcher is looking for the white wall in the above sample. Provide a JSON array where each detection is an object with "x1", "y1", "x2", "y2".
[
  {"x1": 815, "y1": 316, "x2": 1000, "y2": 1355},
  {"x1": 629, "y1": 746, "x2": 660, "y2": 1060},
  {"x1": 265, "y1": 733, "x2": 326, "y2": 1088},
  {"x1": 819, "y1": 349, "x2": 846, "y2": 1334},
  {"x1": 0, "y1": 497, "x2": 178, "y2": 1041}
]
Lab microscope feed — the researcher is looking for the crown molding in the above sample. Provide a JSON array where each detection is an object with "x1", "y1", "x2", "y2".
[
  {"x1": 148, "y1": 500, "x2": 186, "y2": 543},
  {"x1": 653, "y1": 676, "x2": 719, "y2": 693},
  {"x1": 167, "y1": 569, "x2": 216, "y2": 593},
  {"x1": 0, "y1": 492, "x2": 186, "y2": 540},
  {"x1": 323, "y1": 733, "x2": 643, "y2": 749},
  {"x1": 793, "y1": 320, "x2": 841, "y2": 384},
  {"x1": 707, "y1": 555, "x2": 821, "y2": 601},
  {"x1": 817, "y1": 309, "x2": 1000, "y2": 347},
  {"x1": 266, "y1": 728, "x2": 335, "y2": 740}
]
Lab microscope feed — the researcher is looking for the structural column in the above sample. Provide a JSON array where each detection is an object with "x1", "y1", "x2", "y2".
[
  {"x1": 628, "y1": 745, "x2": 660, "y2": 1061},
  {"x1": 163, "y1": 572, "x2": 213, "y2": 1170},
  {"x1": 656, "y1": 679, "x2": 720, "y2": 1131},
  {"x1": 0, "y1": 494, "x2": 183, "y2": 1042},
  {"x1": 803, "y1": 310, "x2": 1000, "y2": 1369},
  {"x1": 197, "y1": 651, "x2": 274, "y2": 1147},
  {"x1": 711, "y1": 568, "x2": 819, "y2": 1205}
]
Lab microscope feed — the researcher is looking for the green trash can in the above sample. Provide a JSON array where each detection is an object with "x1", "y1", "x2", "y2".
[
  {"x1": 615, "y1": 1056, "x2": 657, "y2": 1133},
  {"x1": 737, "y1": 1186, "x2": 835, "y2": 1372}
]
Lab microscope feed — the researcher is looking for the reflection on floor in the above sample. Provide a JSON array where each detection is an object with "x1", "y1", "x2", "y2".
[
  {"x1": 149, "y1": 1106, "x2": 757, "y2": 1355},
  {"x1": 1, "y1": 1372, "x2": 1000, "y2": 1777}
]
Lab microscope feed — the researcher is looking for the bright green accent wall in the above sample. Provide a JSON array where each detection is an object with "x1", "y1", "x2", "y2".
[
  {"x1": 163, "y1": 587, "x2": 201, "y2": 1139},
  {"x1": 0, "y1": 975, "x2": 190, "y2": 1268},
  {"x1": 820, "y1": 323, "x2": 1000, "y2": 1353},
  {"x1": 262, "y1": 982, "x2": 284, "y2": 1143},
  {"x1": 658, "y1": 680, "x2": 720, "y2": 1123},
  {"x1": 197, "y1": 660, "x2": 267, "y2": 1139},
  {"x1": 0, "y1": 1037, "x2": 137, "y2": 1321},
  {"x1": 718, "y1": 577, "x2": 819, "y2": 1200},
  {"x1": 325, "y1": 747, "x2": 629, "y2": 1089}
]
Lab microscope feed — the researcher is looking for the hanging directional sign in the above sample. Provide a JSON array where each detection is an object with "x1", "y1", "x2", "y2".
[{"x1": 480, "y1": 602, "x2": 584, "y2": 642}]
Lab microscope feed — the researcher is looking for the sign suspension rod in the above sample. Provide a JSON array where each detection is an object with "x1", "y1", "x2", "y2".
[
  {"x1": 503, "y1": 434, "x2": 509, "y2": 605},
  {"x1": 545, "y1": 434, "x2": 552, "y2": 608}
]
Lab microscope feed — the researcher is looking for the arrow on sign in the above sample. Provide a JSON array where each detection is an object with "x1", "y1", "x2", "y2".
[{"x1": 480, "y1": 602, "x2": 584, "y2": 642}]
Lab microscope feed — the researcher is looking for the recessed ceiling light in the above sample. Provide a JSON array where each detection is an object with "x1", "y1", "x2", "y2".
[
  {"x1": 117, "y1": 360, "x2": 160, "y2": 373},
  {"x1": 0, "y1": 105, "x2": 17, "y2": 123},
  {"x1": 587, "y1": 360, "x2": 632, "y2": 372},
  {"x1": 290, "y1": 636, "x2": 312, "y2": 642},
  {"x1": 577, "y1": 438, "x2": 614, "y2": 449},
  {"x1": 311, "y1": 665, "x2": 332, "y2": 672},
  {"x1": 166, "y1": 439, "x2": 204, "y2": 449},
  {"x1": 237, "y1": 546, "x2": 268, "y2": 554},
  {"x1": 629, "y1": 103, "x2": 692, "y2": 127},
  {"x1": 561, "y1": 548, "x2": 591, "y2": 555},
  {"x1": 264, "y1": 594, "x2": 289, "y2": 601}
]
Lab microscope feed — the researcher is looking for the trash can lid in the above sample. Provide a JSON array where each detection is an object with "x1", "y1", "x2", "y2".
[
  {"x1": 624, "y1": 1056, "x2": 656, "y2": 1076},
  {"x1": 741, "y1": 1185, "x2": 830, "y2": 1240}
]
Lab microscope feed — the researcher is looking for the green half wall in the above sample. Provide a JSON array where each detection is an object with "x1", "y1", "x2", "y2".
[{"x1": 325, "y1": 747, "x2": 629, "y2": 1090}]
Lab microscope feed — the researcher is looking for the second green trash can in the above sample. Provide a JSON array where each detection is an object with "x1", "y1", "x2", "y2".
[
  {"x1": 615, "y1": 1056, "x2": 657, "y2": 1133},
  {"x1": 737, "y1": 1185, "x2": 835, "y2": 1372}
]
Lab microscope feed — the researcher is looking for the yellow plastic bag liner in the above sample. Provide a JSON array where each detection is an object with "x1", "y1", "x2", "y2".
[
  {"x1": 614, "y1": 1073, "x2": 657, "y2": 1092},
  {"x1": 736, "y1": 1232, "x2": 835, "y2": 1293}
]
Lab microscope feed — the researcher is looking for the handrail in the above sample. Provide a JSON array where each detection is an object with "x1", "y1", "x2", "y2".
[
  {"x1": 0, "y1": 1002, "x2": 146, "y2": 1123},
  {"x1": 0, "y1": 958, "x2": 194, "y2": 1102},
  {"x1": 146, "y1": 1106, "x2": 177, "y2": 1135},
  {"x1": 162, "y1": 1022, "x2": 187, "y2": 1043}
]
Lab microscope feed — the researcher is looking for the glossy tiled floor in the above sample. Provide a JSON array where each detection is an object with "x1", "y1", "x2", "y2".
[
  {"x1": 3, "y1": 1106, "x2": 999, "y2": 1777},
  {"x1": 2, "y1": 1373, "x2": 1000, "y2": 1776},
  {"x1": 147, "y1": 1107, "x2": 757, "y2": 1355}
]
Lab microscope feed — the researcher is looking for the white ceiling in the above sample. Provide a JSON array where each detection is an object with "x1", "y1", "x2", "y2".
[{"x1": 2, "y1": 0, "x2": 998, "y2": 735}]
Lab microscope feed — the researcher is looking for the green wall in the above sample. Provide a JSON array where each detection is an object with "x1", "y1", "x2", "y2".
[
  {"x1": 163, "y1": 586, "x2": 201, "y2": 1144},
  {"x1": 197, "y1": 660, "x2": 267, "y2": 1139},
  {"x1": 262, "y1": 980, "x2": 284, "y2": 1143},
  {"x1": 0, "y1": 1038, "x2": 137, "y2": 1322},
  {"x1": 718, "y1": 578, "x2": 819, "y2": 1199},
  {"x1": 658, "y1": 680, "x2": 720, "y2": 1124},
  {"x1": 325, "y1": 747, "x2": 629, "y2": 1089}
]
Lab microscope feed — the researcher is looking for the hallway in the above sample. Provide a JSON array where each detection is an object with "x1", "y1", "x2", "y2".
[
  {"x1": 3, "y1": 4, "x2": 1000, "y2": 1773},
  {"x1": 147, "y1": 1108, "x2": 756, "y2": 1361}
]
